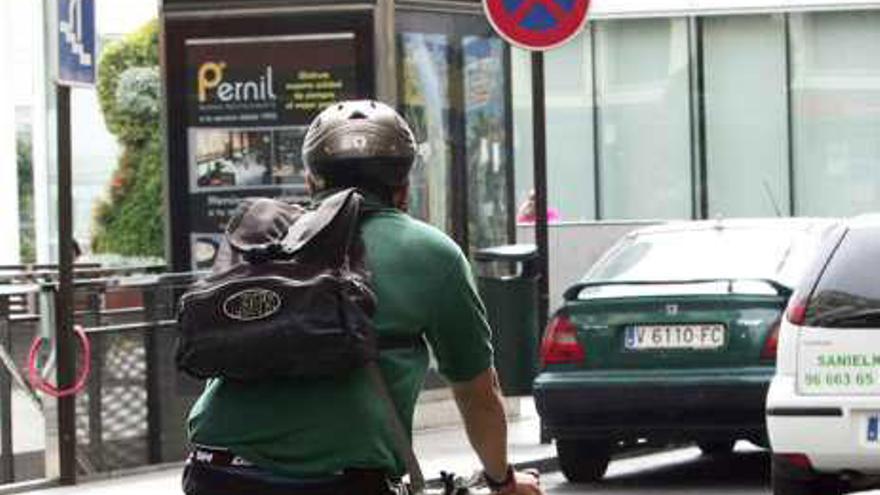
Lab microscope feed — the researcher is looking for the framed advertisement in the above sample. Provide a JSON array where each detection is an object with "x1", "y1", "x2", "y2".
[{"x1": 163, "y1": 12, "x2": 375, "y2": 270}]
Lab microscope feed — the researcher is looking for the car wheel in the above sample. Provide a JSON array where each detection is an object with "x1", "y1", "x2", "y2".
[
  {"x1": 771, "y1": 455, "x2": 844, "y2": 495},
  {"x1": 556, "y1": 439, "x2": 611, "y2": 483},
  {"x1": 697, "y1": 439, "x2": 736, "y2": 456}
]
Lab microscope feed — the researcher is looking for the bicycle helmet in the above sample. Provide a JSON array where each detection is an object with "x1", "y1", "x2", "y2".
[{"x1": 302, "y1": 100, "x2": 416, "y2": 188}]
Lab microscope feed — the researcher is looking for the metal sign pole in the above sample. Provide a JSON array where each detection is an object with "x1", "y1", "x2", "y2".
[
  {"x1": 483, "y1": 0, "x2": 590, "y2": 333},
  {"x1": 55, "y1": 83, "x2": 77, "y2": 485},
  {"x1": 531, "y1": 52, "x2": 549, "y2": 331},
  {"x1": 42, "y1": 0, "x2": 95, "y2": 484}
]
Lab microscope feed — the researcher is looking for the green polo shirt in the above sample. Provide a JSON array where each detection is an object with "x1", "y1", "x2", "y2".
[{"x1": 186, "y1": 201, "x2": 494, "y2": 478}]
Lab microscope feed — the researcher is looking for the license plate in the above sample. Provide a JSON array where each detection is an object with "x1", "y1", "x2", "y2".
[
  {"x1": 625, "y1": 324, "x2": 726, "y2": 351},
  {"x1": 868, "y1": 415, "x2": 879, "y2": 444}
]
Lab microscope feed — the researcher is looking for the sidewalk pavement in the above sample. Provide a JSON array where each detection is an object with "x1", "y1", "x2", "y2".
[{"x1": 13, "y1": 398, "x2": 556, "y2": 495}]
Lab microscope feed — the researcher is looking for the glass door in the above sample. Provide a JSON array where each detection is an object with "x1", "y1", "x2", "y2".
[{"x1": 397, "y1": 9, "x2": 514, "y2": 255}]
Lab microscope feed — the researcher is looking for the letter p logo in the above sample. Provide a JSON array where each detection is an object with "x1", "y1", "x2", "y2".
[{"x1": 198, "y1": 62, "x2": 225, "y2": 102}]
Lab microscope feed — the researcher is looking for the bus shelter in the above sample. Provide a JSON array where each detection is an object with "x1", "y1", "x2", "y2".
[{"x1": 161, "y1": 0, "x2": 518, "y2": 271}]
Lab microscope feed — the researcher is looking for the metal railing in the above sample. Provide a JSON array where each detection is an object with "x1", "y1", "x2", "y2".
[{"x1": 0, "y1": 267, "x2": 205, "y2": 489}]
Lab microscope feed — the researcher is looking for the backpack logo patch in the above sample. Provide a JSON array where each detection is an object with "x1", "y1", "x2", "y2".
[{"x1": 223, "y1": 288, "x2": 282, "y2": 321}]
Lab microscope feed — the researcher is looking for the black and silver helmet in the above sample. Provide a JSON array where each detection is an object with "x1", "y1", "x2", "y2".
[{"x1": 302, "y1": 100, "x2": 417, "y2": 187}]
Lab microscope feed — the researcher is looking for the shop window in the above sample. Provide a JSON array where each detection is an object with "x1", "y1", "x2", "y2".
[
  {"x1": 511, "y1": 48, "x2": 534, "y2": 218},
  {"x1": 511, "y1": 34, "x2": 595, "y2": 225},
  {"x1": 545, "y1": 31, "x2": 596, "y2": 223},
  {"x1": 397, "y1": 11, "x2": 513, "y2": 252},
  {"x1": 790, "y1": 11, "x2": 880, "y2": 216},
  {"x1": 594, "y1": 18, "x2": 692, "y2": 220},
  {"x1": 704, "y1": 15, "x2": 789, "y2": 218}
]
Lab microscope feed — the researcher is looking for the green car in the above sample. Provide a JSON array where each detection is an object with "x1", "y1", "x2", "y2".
[{"x1": 533, "y1": 219, "x2": 837, "y2": 483}]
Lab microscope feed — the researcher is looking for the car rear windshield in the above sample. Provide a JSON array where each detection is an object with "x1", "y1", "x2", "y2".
[
  {"x1": 805, "y1": 226, "x2": 880, "y2": 328},
  {"x1": 588, "y1": 226, "x2": 818, "y2": 290}
]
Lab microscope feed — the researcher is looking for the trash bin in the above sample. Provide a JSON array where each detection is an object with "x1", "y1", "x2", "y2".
[{"x1": 474, "y1": 244, "x2": 539, "y2": 396}]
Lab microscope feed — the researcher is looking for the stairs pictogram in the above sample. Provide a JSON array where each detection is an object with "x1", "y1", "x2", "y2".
[{"x1": 59, "y1": 0, "x2": 93, "y2": 67}]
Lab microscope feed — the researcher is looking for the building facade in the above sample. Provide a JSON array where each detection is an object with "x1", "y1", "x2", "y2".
[{"x1": 511, "y1": 0, "x2": 880, "y2": 225}]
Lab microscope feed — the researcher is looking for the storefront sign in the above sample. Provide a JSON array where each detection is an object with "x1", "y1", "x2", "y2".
[
  {"x1": 483, "y1": 0, "x2": 590, "y2": 51},
  {"x1": 798, "y1": 331, "x2": 880, "y2": 396},
  {"x1": 184, "y1": 33, "x2": 358, "y2": 269}
]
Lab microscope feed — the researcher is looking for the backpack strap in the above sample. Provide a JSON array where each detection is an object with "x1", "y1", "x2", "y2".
[
  {"x1": 339, "y1": 191, "x2": 363, "y2": 271},
  {"x1": 365, "y1": 362, "x2": 426, "y2": 494},
  {"x1": 297, "y1": 190, "x2": 425, "y2": 489}
]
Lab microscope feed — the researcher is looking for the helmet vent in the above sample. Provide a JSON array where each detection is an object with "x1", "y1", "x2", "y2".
[{"x1": 349, "y1": 110, "x2": 369, "y2": 120}]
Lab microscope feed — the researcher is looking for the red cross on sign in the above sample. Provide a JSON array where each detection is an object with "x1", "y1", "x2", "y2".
[{"x1": 484, "y1": 0, "x2": 591, "y2": 51}]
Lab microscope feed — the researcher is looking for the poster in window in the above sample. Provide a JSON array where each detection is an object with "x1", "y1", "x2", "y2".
[{"x1": 184, "y1": 33, "x2": 358, "y2": 268}]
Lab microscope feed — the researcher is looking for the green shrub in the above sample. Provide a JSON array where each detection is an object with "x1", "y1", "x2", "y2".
[
  {"x1": 17, "y1": 134, "x2": 35, "y2": 262},
  {"x1": 92, "y1": 138, "x2": 164, "y2": 257},
  {"x1": 96, "y1": 20, "x2": 159, "y2": 145},
  {"x1": 91, "y1": 20, "x2": 165, "y2": 257}
]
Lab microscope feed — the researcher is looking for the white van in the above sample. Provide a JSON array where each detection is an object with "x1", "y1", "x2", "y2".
[{"x1": 767, "y1": 216, "x2": 880, "y2": 495}]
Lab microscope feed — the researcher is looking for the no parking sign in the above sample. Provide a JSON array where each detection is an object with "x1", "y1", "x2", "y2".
[{"x1": 483, "y1": 0, "x2": 591, "y2": 51}]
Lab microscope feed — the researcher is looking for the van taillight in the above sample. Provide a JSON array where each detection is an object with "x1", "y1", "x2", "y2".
[
  {"x1": 540, "y1": 315, "x2": 585, "y2": 367},
  {"x1": 786, "y1": 297, "x2": 808, "y2": 326},
  {"x1": 777, "y1": 453, "x2": 814, "y2": 471}
]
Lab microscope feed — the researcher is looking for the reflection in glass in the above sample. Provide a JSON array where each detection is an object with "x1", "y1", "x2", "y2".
[
  {"x1": 464, "y1": 36, "x2": 509, "y2": 250},
  {"x1": 399, "y1": 32, "x2": 452, "y2": 232}
]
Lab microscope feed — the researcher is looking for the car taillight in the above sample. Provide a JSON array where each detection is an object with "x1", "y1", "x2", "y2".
[
  {"x1": 540, "y1": 315, "x2": 585, "y2": 367},
  {"x1": 761, "y1": 318, "x2": 781, "y2": 362}
]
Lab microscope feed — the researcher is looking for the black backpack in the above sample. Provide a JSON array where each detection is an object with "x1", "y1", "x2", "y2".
[{"x1": 176, "y1": 188, "x2": 377, "y2": 381}]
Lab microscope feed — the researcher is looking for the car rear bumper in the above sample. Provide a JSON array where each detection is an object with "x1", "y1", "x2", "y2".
[
  {"x1": 767, "y1": 375, "x2": 880, "y2": 475},
  {"x1": 534, "y1": 367, "x2": 773, "y2": 441}
]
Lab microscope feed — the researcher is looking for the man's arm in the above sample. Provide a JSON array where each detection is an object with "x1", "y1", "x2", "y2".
[
  {"x1": 422, "y1": 246, "x2": 542, "y2": 493},
  {"x1": 452, "y1": 368, "x2": 542, "y2": 495}
]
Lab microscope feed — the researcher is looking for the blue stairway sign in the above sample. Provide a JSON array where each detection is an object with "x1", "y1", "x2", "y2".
[{"x1": 58, "y1": 0, "x2": 96, "y2": 86}]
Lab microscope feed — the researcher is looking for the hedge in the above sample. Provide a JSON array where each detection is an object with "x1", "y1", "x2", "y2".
[{"x1": 91, "y1": 20, "x2": 164, "y2": 257}]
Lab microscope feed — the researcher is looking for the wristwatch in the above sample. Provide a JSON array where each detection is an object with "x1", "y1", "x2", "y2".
[{"x1": 484, "y1": 465, "x2": 515, "y2": 494}]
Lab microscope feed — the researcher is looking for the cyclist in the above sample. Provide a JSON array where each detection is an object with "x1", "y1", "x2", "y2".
[{"x1": 182, "y1": 100, "x2": 543, "y2": 495}]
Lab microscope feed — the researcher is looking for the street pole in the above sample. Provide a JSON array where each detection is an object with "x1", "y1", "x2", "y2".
[
  {"x1": 54, "y1": 83, "x2": 77, "y2": 485},
  {"x1": 531, "y1": 52, "x2": 549, "y2": 332}
]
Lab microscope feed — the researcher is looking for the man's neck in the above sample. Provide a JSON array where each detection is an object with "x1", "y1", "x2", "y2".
[{"x1": 312, "y1": 187, "x2": 399, "y2": 210}]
